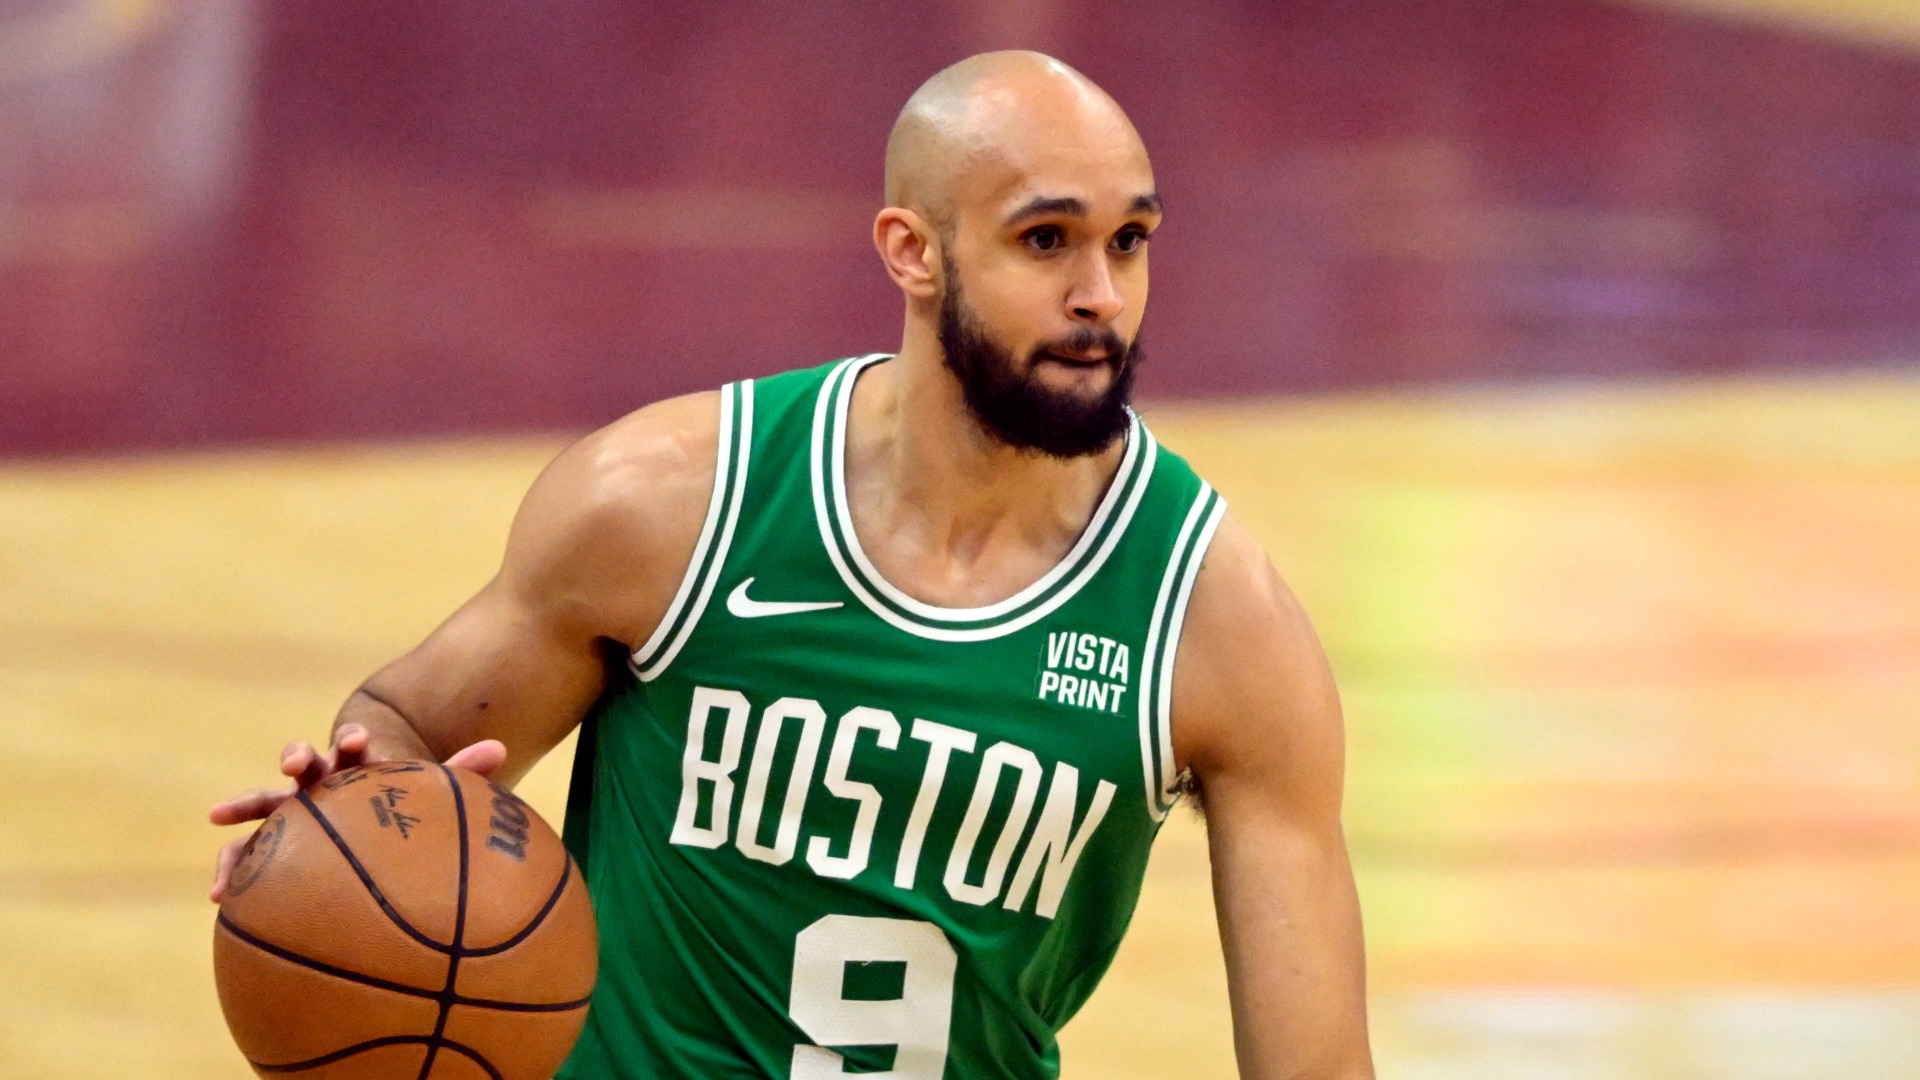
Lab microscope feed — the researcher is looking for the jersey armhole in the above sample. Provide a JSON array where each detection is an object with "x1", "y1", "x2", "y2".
[
  {"x1": 1135, "y1": 483, "x2": 1227, "y2": 821},
  {"x1": 628, "y1": 380, "x2": 755, "y2": 682}
]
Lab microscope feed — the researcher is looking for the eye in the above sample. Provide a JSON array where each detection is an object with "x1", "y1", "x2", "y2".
[
  {"x1": 1022, "y1": 225, "x2": 1066, "y2": 253},
  {"x1": 1112, "y1": 227, "x2": 1151, "y2": 254}
]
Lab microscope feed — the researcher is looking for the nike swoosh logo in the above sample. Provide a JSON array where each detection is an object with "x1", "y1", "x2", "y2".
[{"x1": 726, "y1": 578, "x2": 845, "y2": 619}]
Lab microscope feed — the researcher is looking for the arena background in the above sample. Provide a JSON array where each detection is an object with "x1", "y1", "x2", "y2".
[{"x1": 3, "y1": 0, "x2": 1918, "y2": 1076}]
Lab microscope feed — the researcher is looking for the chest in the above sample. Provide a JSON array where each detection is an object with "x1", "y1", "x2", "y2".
[{"x1": 625, "y1": 607, "x2": 1151, "y2": 918}]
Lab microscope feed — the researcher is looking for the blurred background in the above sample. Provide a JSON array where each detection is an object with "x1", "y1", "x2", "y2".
[{"x1": 3, "y1": 0, "x2": 1917, "y2": 1076}]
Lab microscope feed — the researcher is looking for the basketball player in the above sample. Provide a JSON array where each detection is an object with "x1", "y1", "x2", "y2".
[{"x1": 211, "y1": 51, "x2": 1373, "y2": 1079}]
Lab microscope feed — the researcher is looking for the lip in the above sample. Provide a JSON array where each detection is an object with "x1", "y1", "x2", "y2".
[{"x1": 1039, "y1": 350, "x2": 1111, "y2": 366}]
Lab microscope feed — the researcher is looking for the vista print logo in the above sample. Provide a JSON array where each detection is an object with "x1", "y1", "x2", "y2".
[{"x1": 1037, "y1": 631, "x2": 1130, "y2": 714}]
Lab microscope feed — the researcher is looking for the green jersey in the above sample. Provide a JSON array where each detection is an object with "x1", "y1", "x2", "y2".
[{"x1": 558, "y1": 356, "x2": 1225, "y2": 1079}]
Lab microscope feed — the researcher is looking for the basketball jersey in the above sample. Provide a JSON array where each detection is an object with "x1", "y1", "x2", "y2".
[{"x1": 556, "y1": 355, "x2": 1225, "y2": 1079}]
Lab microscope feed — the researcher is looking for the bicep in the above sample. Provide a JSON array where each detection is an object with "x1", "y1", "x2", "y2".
[
  {"x1": 1200, "y1": 763, "x2": 1370, "y2": 1079},
  {"x1": 356, "y1": 394, "x2": 719, "y2": 786}
]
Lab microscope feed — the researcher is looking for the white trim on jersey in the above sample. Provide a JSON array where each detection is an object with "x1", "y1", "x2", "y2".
[
  {"x1": 630, "y1": 383, "x2": 735, "y2": 670},
  {"x1": 631, "y1": 379, "x2": 756, "y2": 683},
  {"x1": 1136, "y1": 484, "x2": 1226, "y2": 821},
  {"x1": 810, "y1": 353, "x2": 1157, "y2": 643}
]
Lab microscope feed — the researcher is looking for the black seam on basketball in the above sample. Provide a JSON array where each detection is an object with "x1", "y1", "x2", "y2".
[
  {"x1": 436, "y1": 1038, "x2": 507, "y2": 1080},
  {"x1": 220, "y1": 910, "x2": 591, "y2": 1012},
  {"x1": 250, "y1": 1034, "x2": 431, "y2": 1072},
  {"x1": 295, "y1": 789, "x2": 453, "y2": 954},
  {"x1": 464, "y1": 856, "x2": 571, "y2": 957},
  {"x1": 217, "y1": 914, "x2": 440, "y2": 1000},
  {"x1": 417, "y1": 763, "x2": 472, "y2": 1080},
  {"x1": 453, "y1": 992, "x2": 595, "y2": 1012}
]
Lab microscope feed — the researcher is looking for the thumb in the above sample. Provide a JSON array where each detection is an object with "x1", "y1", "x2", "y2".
[{"x1": 444, "y1": 739, "x2": 508, "y2": 777}]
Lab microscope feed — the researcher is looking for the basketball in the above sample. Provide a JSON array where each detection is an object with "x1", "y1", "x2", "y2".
[{"x1": 213, "y1": 761, "x2": 597, "y2": 1079}]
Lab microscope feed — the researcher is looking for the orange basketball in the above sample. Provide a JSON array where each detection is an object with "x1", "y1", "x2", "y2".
[{"x1": 213, "y1": 761, "x2": 597, "y2": 1079}]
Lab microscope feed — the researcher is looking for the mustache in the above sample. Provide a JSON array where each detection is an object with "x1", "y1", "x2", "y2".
[{"x1": 1033, "y1": 324, "x2": 1130, "y2": 363}]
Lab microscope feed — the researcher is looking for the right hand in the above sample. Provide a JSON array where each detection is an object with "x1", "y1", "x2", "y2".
[{"x1": 206, "y1": 723, "x2": 506, "y2": 902}]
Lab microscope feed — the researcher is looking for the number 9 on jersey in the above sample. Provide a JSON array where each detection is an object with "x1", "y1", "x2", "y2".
[{"x1": 789, "y1": 916, "x2": 957, "y2": 1079}]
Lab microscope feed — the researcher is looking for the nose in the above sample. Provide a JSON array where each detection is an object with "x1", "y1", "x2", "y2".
[{"x1": 1067, "y1": 249, "x2": 1125, "y2": 324}]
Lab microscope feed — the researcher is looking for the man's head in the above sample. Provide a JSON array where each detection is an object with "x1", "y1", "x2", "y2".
[{"x1": 875, "y1": 52, "x2": 1159, "y2": 459}]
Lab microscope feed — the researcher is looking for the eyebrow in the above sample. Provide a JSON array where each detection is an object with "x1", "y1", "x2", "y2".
[{"x1": 1002, "y1": 192, "x2": 1163, "y2": 227}]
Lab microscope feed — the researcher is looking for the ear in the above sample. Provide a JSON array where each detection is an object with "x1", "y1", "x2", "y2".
[{"x1": 873, "y1": 207, "x2": 941, "y2": 300}]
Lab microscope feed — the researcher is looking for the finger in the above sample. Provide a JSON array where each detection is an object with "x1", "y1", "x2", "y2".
[
  {"x1": 208, "y1": 786, "x2": 294, "y2": 826},
  {"x1": 281, "y1": 740, "x2": 323, "y2": 786},
  {"x1": 209, "y1": 835, "x2": 250, "y2": 903},
  {"x1": 444, "y1": 739, "x2": 508, "y2": 777},
  {"x1": 331, "y1": 724, "x2": 373, "y2": 770}
]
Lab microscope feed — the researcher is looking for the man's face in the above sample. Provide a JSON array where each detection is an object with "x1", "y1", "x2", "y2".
[
  {"x1": 933, "y1": 128, "x2": 1160, "y2": 459},
  {"x1": 938, "y1": 248, "x2": 1140, "y2": 459}
]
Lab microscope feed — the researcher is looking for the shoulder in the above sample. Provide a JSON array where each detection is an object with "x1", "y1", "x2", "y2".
[
  {"x1": 499, "y1": 390, "x2": 724, "y2": 646},
  {"x1": 1168, "y1": 511, "x2": 1343, "y2": 799},
  {"x1": 557, "y1": 389, "x2": 723, "y2": 528}
]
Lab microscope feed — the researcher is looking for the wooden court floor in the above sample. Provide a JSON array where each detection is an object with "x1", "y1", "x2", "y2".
[{"x1": 2, "y1": 372, "x2": 1917, "y2": 1078}]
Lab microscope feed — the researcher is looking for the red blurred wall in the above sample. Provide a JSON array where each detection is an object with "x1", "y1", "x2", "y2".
[{"x1": 4, "y1": 0, "x2": 1919, "y2": 454}]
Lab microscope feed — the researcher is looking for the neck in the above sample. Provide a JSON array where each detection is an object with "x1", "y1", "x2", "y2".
[{"x1": 840, "y1": 318, "x2": 1126, "y2": 601}]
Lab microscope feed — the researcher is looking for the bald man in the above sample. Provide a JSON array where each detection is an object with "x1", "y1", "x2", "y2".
[{"x1": 210, "y1": 51, "x2": 1373, "y2": 1079}]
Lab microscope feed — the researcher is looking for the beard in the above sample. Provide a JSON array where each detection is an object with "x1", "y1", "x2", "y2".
[{"x1": 936, "y1": 257, "x2": 1141, "y2": 460}]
